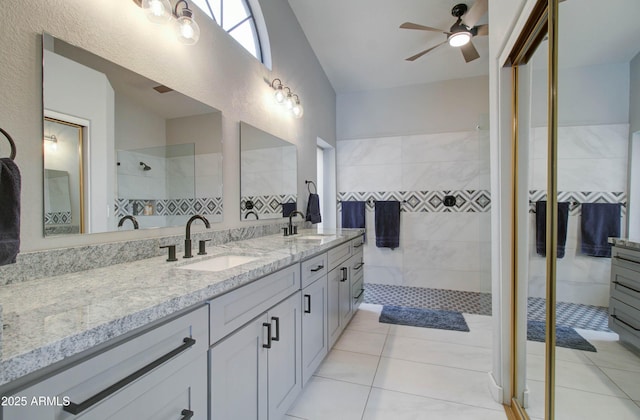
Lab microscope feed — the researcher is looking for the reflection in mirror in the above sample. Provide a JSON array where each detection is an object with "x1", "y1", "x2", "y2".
[
  {"x1": 42, "y1": 33, "x2": 223, "y2": 236},
  {"x1": 43, "y1": 118, "x2": 83, "y2": 235},
  {"x1": 240, "y1": 122, "x2": 297, "y2": 221}
]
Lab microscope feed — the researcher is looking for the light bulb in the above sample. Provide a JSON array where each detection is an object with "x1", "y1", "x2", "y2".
[
  {"x1": 292, "y1": 103, "x2": 304, "y2": 118},
  {"x1": 274, "y1": 86, "x2": 285, "y2": 104},
  {"x1": 284, "y1": 93, "x2": 294, "y2": 110},
  {"x1": 174, "y1": 14, "x2": 200, "y2": 44},
  {"x1": 448, "y1": 32, "x2": 471, "y2": 47},
  {"x1": 142, "y1": 0, "x2": 172, "y2": 24}
]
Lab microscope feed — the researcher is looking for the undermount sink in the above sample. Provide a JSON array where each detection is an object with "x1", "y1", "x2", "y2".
[
  {"x1": 297, "y1": 235, "x2": 337, "y2": 240},
  {"x1": 177, "y1": 255, "x2": 259, "y2": 272}
]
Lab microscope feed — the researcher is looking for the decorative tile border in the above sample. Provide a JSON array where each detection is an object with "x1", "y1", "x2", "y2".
[
  {"x1": 528, "y1": 190, "x2": 626, "y2": 216},
  {"x1": 241, "y1": 194, "x2": 297, "y2": 217},
  {"x1": 44, "y1": 212, "x2": 72, "y2": 225},
  {"x1": 337, "y1": 190, "x2": 491, "y2": 213},
  {"x1": 115, "y1": 197, "x2": 223, "y2": 218}
]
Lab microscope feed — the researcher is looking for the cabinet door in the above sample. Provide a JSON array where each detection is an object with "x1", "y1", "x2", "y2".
[
  {"x1": 301, "y1": 276, "x2": 328, "y2": 385},
  {"x1": 210, "y1": 314, "x2": 269, "y2": 420},
  {"x1": 328, "y1": 265, "x2": 349, "y2": 348},
  {"x1": 267, "y1": 292, "x2": 302, "y2": 420}
]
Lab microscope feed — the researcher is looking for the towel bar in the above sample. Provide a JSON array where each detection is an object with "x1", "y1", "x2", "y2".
[{"x1": 0, "y1": 128, "x2": 16, "y2": 160}]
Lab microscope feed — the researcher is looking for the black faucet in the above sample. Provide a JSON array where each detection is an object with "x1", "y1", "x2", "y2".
[
  {"x1": 287, "y1": 211, "x2": 305, "y2": 236},
  {"x1": 184, "y1": 215, "x2": 211, "y2": 258},
  {"x1": 244, "y1": 211, "x2": 259, "y2": 220},
  {"x1": 117, "y1": 215, "x2": 139, "y2": 229}
]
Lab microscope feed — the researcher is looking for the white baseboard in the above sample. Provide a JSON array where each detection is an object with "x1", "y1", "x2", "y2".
[{"x1": 487, "y1": 371, "x2": 503, "y2": 404}]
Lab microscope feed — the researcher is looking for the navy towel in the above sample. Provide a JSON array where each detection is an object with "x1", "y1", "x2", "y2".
[
  {"x1": 341, "y1": 201, "x2": 366, "y2": 240},
  {"x1": 375, "y1": 201, "x2": 400, "y2": 249},
  {"x1": 306, "y1": 193, "x2": 322, "y2": 224},
  {"x1": 0, "y1": 158, "x2": 21, "y2": 266},
  {"x1": 535, "y1": 201, "x2": 570, "y2": 258},
  {"x1": 581, "y1": 203, "x2": 621, "y2": 257},
  {"x1": 282, "y1": 202, "x2": 297, "y2": 218}
]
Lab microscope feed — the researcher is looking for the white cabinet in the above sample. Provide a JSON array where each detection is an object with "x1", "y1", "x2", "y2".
[
  {"x1": 3, "y1": 306, "x2": 208, "y2": 420},
  {"x1": 209, "y1": 292, "x2": 302, "y2": 420},
  {"x1": 328, "y1": 261, "x2": 352, "y2": 348},
  {"x1": 301, "y1": 273, "x2": 328, "y2": 385}
]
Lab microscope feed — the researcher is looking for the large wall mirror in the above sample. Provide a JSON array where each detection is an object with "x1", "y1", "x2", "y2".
[
  {"x1": 42, "y1": 33, "x2": 223, "y2": 236},
  {"x1": 239, "y1": 122, "x2": 297, "y2": 221}
]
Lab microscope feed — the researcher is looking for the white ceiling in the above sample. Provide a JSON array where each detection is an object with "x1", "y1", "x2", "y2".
[{"x1": 288, "y1": 0, "x2": 640, "y2": 94}]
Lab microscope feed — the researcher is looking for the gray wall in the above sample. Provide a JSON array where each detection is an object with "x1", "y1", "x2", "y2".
[
  {"x1": 631, "y1": 52, "x2": 640, "y2": 135},
  {"x1": 0, "y1": 0, "x2": 335, "y2": 251}
]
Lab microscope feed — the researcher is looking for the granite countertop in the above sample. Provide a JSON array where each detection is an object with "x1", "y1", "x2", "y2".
[
  {"x1": 609, "y1": 238, "x2": 640, "y2": 251},
  {"x1": 0, "y1": 228, "x2": 362, "y2": 387}
]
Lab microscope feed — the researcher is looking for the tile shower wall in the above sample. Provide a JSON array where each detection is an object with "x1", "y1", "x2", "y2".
[
  {"x1": 337, "y1": 130, "x2": 491, "y2": 293},
  {"x1": 527, "y1": 124, "x2": 629, "y2": 306}
]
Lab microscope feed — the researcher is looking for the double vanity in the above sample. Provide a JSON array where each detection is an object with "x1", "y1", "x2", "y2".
[{"x1": 0, "y1": 228, "x2": 365, "y2": 419}]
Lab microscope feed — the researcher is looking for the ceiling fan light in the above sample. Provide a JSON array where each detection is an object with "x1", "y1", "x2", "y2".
[{"x1": 448, "y1": 31, "x2": 471, "y2": 47}]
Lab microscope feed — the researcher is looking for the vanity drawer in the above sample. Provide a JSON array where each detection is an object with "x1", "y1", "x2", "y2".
[
  {"x1": 328, "y1": 242, "x2": 352, "y2": 271},
  {"x1": 612, "y1": 246, "x2": 640, "y2": 269},
  {"x1": 301, "y1": 253, "x2": 328, "y2": 288},
  {"x1": 352, "y1": 274, "x2": 365, "y2": 305},
  {"x1": 609, "y1": 297, "x2": 640, "y2": 342},
  {"x1": 610, "y1": 265, "x2": 640, "y2": 309},
  {"x1": 351, "y1": 235, "x2": 365, "y2": 251},
  {"x1": 208, "y1": 264, "x2": 300, "y2": 345},
  {"x1": 3, "y1": 306, "x2": 208, "y2": 420}
]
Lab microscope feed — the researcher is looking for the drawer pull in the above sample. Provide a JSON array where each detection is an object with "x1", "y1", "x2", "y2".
[
  {"x1": 354, "y1": 289, "x2": 365, "y2": 300},
  {"x1": 181, "y1": 409, "x2": 194, "y2": 420},
  {"x1": 304, "y1": 294, "x2": 311, "y2": 313},
  {"x1": 310, "y1": 265, "x2": 325, "y2": 272},
  {"x1": 611, "y1": 314, "x2": 640, "y2": 332},
  {"x1": 614, "y1": 255, "x2": 640, "y2": 265},
  {"x1": 271, "y1": 316, "x2": 280, "y2": 342},
  {"x1": 63, "y1": 337, "x2": 196, "y2": 415},
  {"x1": 341, "y1": 267, "x2": 348, "y2": 282},
  {"x1": 263, "y1": 323, "x2": 272, "y2": 348},
  {"x1": 354, "y1": 243, "x2": 364, "y2": 248},
  {"x1": 354, "y1": 262, "x2": 364, "y2": 270},
  {"x1": 613, "y1": 280, "x2": 640, "y2": 295}
]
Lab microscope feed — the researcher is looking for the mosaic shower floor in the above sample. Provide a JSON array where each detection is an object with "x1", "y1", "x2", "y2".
[{"x1": 364, "y1": 283, "x2": 610, "y2": 332}]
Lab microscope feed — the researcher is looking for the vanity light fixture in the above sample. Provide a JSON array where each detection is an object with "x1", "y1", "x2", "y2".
[
  {"x1": 134, "y1": 0, "x2": 200, "y2": 45},
  {"x1": 44, "y1": 134, "x2": 58, "y2": 151},
  {"x1": 270, "y1": 78, "x2": 304, "y2": 118}
]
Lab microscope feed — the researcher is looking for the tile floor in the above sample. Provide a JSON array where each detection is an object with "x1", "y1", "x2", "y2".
[
  {"x1": 285, "y1": 303, "x2": 506, "y2": 420},
  {"x1": 525, "y1": 328, "x2": 640, "y2": 419}
]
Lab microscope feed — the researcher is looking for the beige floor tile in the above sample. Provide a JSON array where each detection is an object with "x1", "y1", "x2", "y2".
[
  {"x1": 601, "y1": 366, "x2": 640, "y2": 400},
  {"x1": 383, "y1": 334, "x2": 492, "y2": 372},
  {"x1": 287, "y1": 376, "x2": 371, "y2": 420},
  {"x1": 363, "y1": 388, "x2": 507, "y2": 420},
  {"x1": 373, "y1": 357, "x2": 503, "y2": 411},
  {"x1": 315, "y1": 349, "x2": 380, "y2": 386},
  {"x1": 334, "y1": 329, "x2": 387, "y2": 356}
]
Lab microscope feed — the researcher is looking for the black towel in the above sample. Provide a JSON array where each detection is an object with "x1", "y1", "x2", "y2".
[
  {"x1": 535, "y1": 201, "x2": 570, "y2": 258},
  {"x1": 581, "y1": 203, "x2": 620, "y2": 258},
  {"x1": 341, "y1": 201, "x2": 366, "y2": 240},
  {"x1": 282, "y1": 202, "x2": 297, "y2": 218},
  {"x1": 0, "y1": 158, "x2": 21, "y2": 266},
  {"x1": 305, "y1": 193, "x2": 322, "y2": 224},
  {"x1": 375, "y1": 201, "x2": 400, "y2": 249}
]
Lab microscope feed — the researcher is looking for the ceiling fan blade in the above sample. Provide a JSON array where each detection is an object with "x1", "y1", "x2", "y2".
[
  {"x1": 405, "y1": 41, "x2": 447, "y2": 61},
  {"x1": 475, "y1": 24, "x2": 489, "y2": 36},
  {"x1": 460, "y1": 41, "x2": 480, "y2": 63},
  {"x1": 400, "y1": 22, "x2": 447, "y2": 33},
  {"x1": 462, "y1": 0, "x2": 488, "y2": 28}
]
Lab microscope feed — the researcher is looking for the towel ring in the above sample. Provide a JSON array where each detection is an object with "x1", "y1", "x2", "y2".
[
  {"x1": 305, "y1": 180, "x2": 317, "y2": 194},
  {"x1": 0, "y1": 128, "x2": 16, "y2": 160}
]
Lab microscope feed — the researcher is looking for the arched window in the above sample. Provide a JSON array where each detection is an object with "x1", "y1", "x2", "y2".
[{"x1": 191, "y1": 0, "x2": 269, "y2": 65}]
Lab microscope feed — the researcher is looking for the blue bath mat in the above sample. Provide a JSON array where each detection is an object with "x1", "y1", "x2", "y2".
[
  {"x1": 527, "y1": 320, "x2": 596, "y2": 352},
  {"x1": 379, "y1": 305, "x2": 469, "y2": 332}
]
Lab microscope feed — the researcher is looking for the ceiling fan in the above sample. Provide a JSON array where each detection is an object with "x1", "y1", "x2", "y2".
[{"x1": 400, "y1": 0, "x2": 488, "y2": 63}]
